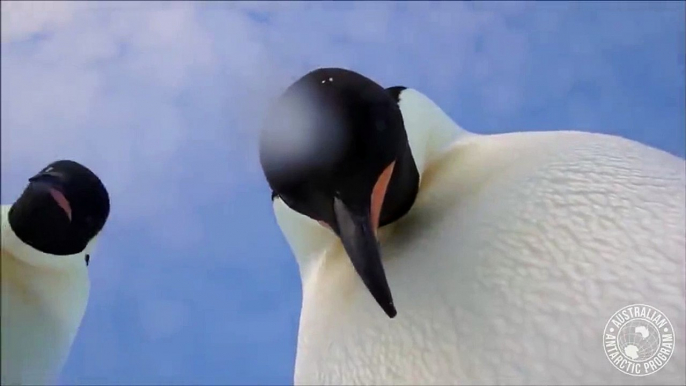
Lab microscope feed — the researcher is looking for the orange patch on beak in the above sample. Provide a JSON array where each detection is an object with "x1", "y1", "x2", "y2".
[
  {"x1": 370, "y1": 161, "x2": 395, "y2": 232},
  {"x1": 315, "y1": 161, "x2": 395, "y2": 234}
]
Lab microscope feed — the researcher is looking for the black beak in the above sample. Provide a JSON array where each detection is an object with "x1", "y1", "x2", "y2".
[
  {"x1": 333, "y1": 197, "x2": 397, "y2": 318},
  {"x1": 29, "y1": 172, "x2": 62, "y2": 190},
  {"x1": 27, "y1": 171, "x2": 71, "y2": 221}
]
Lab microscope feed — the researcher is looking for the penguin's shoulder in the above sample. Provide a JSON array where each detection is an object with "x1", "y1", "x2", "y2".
[
  {"x1": 416, "y1": 130, "x2": 666, "y2": 203},
  {"x1": 405, "y1": 130, "x2": 686, "y2": 255}
]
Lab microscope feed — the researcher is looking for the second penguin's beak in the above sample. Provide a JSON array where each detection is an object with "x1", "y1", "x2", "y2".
[{"x1": 29, "y1": 172, "x2": 72, "y2": 222}]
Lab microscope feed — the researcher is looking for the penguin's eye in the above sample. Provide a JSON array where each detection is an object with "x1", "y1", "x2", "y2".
[
  {"x1": 279, "y1": 193, "x2": 300, "y2": 211},
  {"x1": 279, "y1": 189, "x2": 335, "y2": 225},
  {"x1": 279, "y1": 191, "x2": 310, "y2": 215}
]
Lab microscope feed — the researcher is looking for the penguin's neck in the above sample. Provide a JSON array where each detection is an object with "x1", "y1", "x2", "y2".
[
  {"x1": 396, "y1": 88, "x2": 475, "y2": 178},
  {"x1": 1, "y1": 205, "x2": 93, "y2": 271},
  {"x1": 378, "y1": 88, "x2": 475, "y2": 228}
]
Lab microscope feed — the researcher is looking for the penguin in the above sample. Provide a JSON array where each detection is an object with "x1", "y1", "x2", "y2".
[
  {"x1": 1, "y1": 160, "x2": 110, "y2": 385},
  {"x1": 259, "y1": 68, "x2": 685, "y2": 385}
]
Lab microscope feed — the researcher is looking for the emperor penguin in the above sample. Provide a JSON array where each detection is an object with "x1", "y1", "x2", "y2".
[
  {"x1": 259, "y1": 68, "x2": 685, "y2": 385},
  {"x1": 1, "y1": 160, "x2": 110, "y2": 385}
]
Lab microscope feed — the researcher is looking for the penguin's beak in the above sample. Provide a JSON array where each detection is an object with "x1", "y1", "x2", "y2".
[
  {"x1": 28, "y1": 172, "x2": 72, "y2": 222},
  {"x1": 332, "y1": 196, "x2": 397, "y2": 318}
]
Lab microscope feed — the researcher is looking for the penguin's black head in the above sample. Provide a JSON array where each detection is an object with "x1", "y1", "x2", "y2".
[
  {"x1": 259, "y1": 68, "x2": 420, "y2": 318},
  {"x1": 8, "y1": 160, "x2": 110, "y2": 257}
]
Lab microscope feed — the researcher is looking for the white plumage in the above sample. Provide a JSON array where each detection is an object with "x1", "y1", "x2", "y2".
[
  {"x1": 1, "y1": 206, "x2": 95, "y2": 385},
  {"x1": 273, "y1": 89, "x2": 686, "y2": 385}
]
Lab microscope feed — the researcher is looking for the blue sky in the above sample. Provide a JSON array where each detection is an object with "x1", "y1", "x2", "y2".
[{"x1": 1, "y1": 1, "x2": 684, "y2": 385}]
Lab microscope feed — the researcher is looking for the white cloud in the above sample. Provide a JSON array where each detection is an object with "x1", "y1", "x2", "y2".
[
  {"x1": 1, "y1": 1, "x2": 85, "y2": 43},
  {"x1": 1, "y1": 2, "x2": 220, "y2": 238}
]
